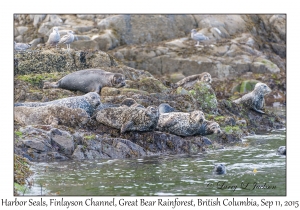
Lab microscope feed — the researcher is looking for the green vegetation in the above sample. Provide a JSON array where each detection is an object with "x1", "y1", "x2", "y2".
[
  {"x1": 224, "y1": 126, "x2": 242, "y2": 134},
  {"x1": 14, "y1": 154, "x2": 33, "y2": 195},
  {"x1": 84, "y1": 134, "x2": 96, "y2": 140},
  {"x1": 16, "y1": 72, "x2": 67, "y2": 87},
  {"x1": 15, "y1": 131, "x2": 23, "y2": 138}
]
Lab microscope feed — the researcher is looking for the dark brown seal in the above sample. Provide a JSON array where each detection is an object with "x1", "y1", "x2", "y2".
[{"x1": 43, "y1": 69, "x2": 126, "y2": 93}]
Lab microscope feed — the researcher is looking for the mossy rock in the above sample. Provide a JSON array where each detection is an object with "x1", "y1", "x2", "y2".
[
  {"x1": 231, "y1": 79, "x2": 261, "y2": 94},
  {"x1": 138, "y1": 77, "x2": 168, "y2": 93},
  {"x1": 176, "y1": 87, "x2": 189, "y2": 95},
  {"x1": 169, "y1": 72, "x2": 185, "y2": 83},
  {"x1": 101, "y1": 87, "x2": 121, "y2": 96},
  {"x1": 120, "y1": 88, "x2": 149, "y2": 95},
  {"x1": 223, "y1": 125, "x2": 243, "y2": 135},
  {"x1": 188, "y1": 81, "x2": 218, "y2": 113}
]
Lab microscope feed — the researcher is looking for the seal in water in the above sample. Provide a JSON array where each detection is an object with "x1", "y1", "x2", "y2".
[
  {"x1": 195, "y1": 120, "x2": 222, "y2": 136},
  {"x1": 277, "y1": 146, "x2": 286, "y2": 155},
  {"x1": 14, "y1": 92, "x2": 101, "y2": 116},
  {"x1": 213, "y1": 163, "x2": 226, "y2": 175},
  {"x1": 233, "y1": 82, "x2": 271, "y2": 114},
  {"x1": 175, "y1": 72, "x2": 212, "y2": 89},
  {"x1": 96, "y1": 106, "x2": 159, "y2": 133},
  {"x1": 43, "y1": 69, "x2": 126, "y2": 94},
  {"x1": 14, "y1": 105, "x2": 89, "y2": 127},
  {"x1": 157, "y1": 110, "x2": 205, "y2": 136}
]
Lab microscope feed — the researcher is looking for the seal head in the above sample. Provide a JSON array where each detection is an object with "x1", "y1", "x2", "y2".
[{"x1": 213, "y1": 163, "x2": 226, "y2": 175}]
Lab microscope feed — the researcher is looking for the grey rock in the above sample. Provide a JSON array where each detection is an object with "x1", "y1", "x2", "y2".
[{"x1": 49, "y1": 128, "x2": 74, "y2": 155}]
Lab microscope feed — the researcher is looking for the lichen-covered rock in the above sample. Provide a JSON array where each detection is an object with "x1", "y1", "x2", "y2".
[
  {"x1": 14, "y1": 105, "x2": 89, "y2": 128},
  {"x1": 187, "y1": 81, "x2": 218, "y2": 113}
]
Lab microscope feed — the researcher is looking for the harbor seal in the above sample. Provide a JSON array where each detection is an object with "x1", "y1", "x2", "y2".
[
  {"x1": 213, "y1": 163, "x2": 226, "y2": 175},
  {"x1": 14, "y1": 105, "x2": 89, "y2": 127},
  {"x1": 158, "y1": 103, "x2": 176, "y2": 114},
  {"x1": 277, "y1": 146, "x2": 286, "y2": 155},
  {"x1": 157, "y1": 110, "x2": 205, "y2": 136},
  {"x1": 233, "y1": 82, "x2": 271, "y2": 114},
  {"x1": 195, "y1": 120, "x2": 222, "y2": 136},
  {"x1": 175, "y1": 72, "x2": 212, "y2": 89},
  {"x1": 96, "y1": 106, "x2": 159, "y2": 133},
  {"x1": 43, "y1": 69, "x2": 126, "y2": 94},
  {"x1": 14, "y1": 92, "x2": 101, "y2": 116}
]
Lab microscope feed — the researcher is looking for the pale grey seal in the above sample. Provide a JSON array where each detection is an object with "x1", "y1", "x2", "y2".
[
  {"x1": 157, "y1": 110, "x2": 205, "y2": 136},
  {"x1": 233, "y1": 82, "x2": 271, "y2": 114},
  {"x1": 176, "y1": 72, "x2": 212, "y2": 89},
  {"x1": 158, "y1": 103, "x2": 176, "y2": 114},
  {"x1": 43, "y1": 69, "x2": 126, "y2": 94},
  {"x1": 14, "y1": 92, "x2": 101, "y2": 116}
]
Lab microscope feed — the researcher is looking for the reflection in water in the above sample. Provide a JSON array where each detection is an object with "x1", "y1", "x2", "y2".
[{"x1": 26, "y1": 130, "x2": 286, "y2": 196}]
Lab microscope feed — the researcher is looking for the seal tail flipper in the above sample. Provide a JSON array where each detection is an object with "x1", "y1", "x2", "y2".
[
  {"x1": 43, "y1": 82, "x2": 59, "y2": 89},
  {"x1": 121, "y1": 121, "x2": 133, "y2": 133}
]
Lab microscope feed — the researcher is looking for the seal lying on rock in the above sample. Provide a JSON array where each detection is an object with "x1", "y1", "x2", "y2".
[
  {"x1": 213, "y1": 163, "x2": 226, "y2": 175},
  {"x1": 14, "y1": 92, "x2": 101, "y2": 116},
  {"x1": 277, "y1": 146, "x2": 286, "y2": 155},
  {"x1": 175, "y1": 72, "x2": 212, "y2": 89},
  {"x1": 14, "y1": 106, "x2": 89, "y2": 127},
  {"x1": 158, "y1": 103, "x2": 177, "y2": 114},
  {"x1": 233, "y1": 82, "x2": 271, "y2": 114},
  {"x1": 195, "y1": 120, "x2": 222, "y2": 136},
  {"x1": 43, "y1": 69, "x2": 126, "y2": 93},
  {"x1": 96, "y1": 106, "x2": 159, "y2": 133},
  {"x1": 157, "y1": 110, "x2": 205, "y2": 136}
]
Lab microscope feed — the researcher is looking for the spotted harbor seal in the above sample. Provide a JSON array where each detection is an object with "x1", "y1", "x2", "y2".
[
  {"x1": 233, "y1": 82, "x2": 271, "y2": 114},
  {"x1": 213, "y1": 163, "x2": 226, "y2": 175},
  {"x1": 14, "y1": 105, "x2": 89, "y2": 127},
  {"x1": 14, "y1": 92, "x2": 101, "y2": 116},
  {"x1": 157, "y1": 110, "x2": 205, "y2": 136},
  {"x1": 176, "y1": 72, "x2": 212, "y2": 89},
  {"x1": 195, "y1": 120, "x2": 222, "y2": 136},
  {"x1": 277, "y1": 146, "x2": 286, "y2": 155},
  {"x1": 96, "y1": 106, "x2": 159, "y2": 133},
  {"x1": 43, "y1": 69, "x2": 126, "y2": 94}
]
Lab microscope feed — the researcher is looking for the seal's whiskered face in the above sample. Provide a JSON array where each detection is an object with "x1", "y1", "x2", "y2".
[
  {"x1": 113, "y1": 74, "x2": 126, "y2": 87},
  {"x1": 85, "y1": 92, "x2": 101, "y2": 107},
  {"x1": 191, "y1": 110, "x2": 205, "y2": 123},
  {"x1": 255, "y1": 82, "x2": 272, "y2": 95},
  {"x1": 202, "y1": 73, "x2": 212, "y2": 84},
  {"x1": 209, "y1": 122, "x2": 222, "y2": 134},
  {"x1": 214, "y1": 164, "x2": 226, "y2": 174}
]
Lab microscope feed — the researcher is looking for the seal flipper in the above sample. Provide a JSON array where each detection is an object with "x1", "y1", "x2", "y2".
[
  {"x1": 43, "y1": 82, "x2": 59, "y2": 89},
  {"x1": 252, "y1": 107, "x2": 265, "y2": 114},
  {"x1": 121, "y1": 121, "x2": 133, "y2": 133}
]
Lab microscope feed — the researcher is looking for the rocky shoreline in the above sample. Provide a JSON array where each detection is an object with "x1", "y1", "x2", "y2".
[{"x1": 14, "y1": 14, "x2": 286, "y2": 162}]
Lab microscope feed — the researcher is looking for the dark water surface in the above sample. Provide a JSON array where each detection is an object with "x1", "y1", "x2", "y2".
[{"x1": 25, "y1": 128, "x2": 286, "y2": 196}]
